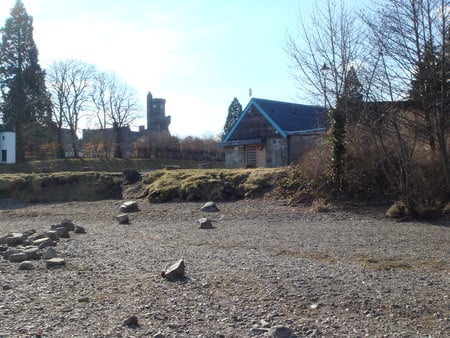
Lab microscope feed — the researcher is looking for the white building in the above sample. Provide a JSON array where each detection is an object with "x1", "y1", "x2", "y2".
[{"x1": 0, "y1": 131, "x2": 16, "y2": 164}]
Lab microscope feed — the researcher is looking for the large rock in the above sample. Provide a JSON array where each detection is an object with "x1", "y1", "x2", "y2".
[
  {"x1": 24, "y1": 247, "x2": 41, "y2": 260},
  {"x1": 120, "y1": 200, "x2": 139, "y2": 213},
  {"x1": 45, "y1": 230, "x2": 59, "y2": 241},
  {"x1": 267, "y1": 325, "x2": 293, "y2": 338},
  {"x1": 18, "y1": 261, "x2": 35, "y2": 270},
  {"x1": 46, "y1": 257, "x2": 65, "y2": 268},
  {"x1": 198, "y1": 217, "x2": 214, "y2": 229},
  {"x1": 9, "y1": 252, "x2": 28, "y2": 263},
  {"x1": 116, "y1": 213, "x2": 130, "y2": 224},
  {"x1": 74, "y1": 225, "x2": 86, "y2": 234},
  {"x1": 33, "y1": 237, "x2": 55, "y2": 249},
  {"x1": 200, "y1": 201, "x2": 219, "y2": 212},
  {"x1": 60, "y1": 219, "x2": 75, "y2": 231},
  {"x1": 55, "y1": 227, "x2": 70, "y2": 239},
  {"x1": 161, "y1": 259, "x2": 185, "y2": 281},
  {"x1": 42, "y1": 247, "x2": 57, "y2": 260},
  {"x1": 3, "y1": 233, "x2": 25, "y2": 246}
]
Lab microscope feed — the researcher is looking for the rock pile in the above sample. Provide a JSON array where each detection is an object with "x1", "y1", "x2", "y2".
[
  {"x1": 116, "y1": 200, "x2": 140, "y2": 224},
  {"x1": 0, "y1": 219, "x2": 86, "y2": 270}
]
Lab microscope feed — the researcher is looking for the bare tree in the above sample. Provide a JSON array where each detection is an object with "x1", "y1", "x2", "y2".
[
  {"x1": 363, "y1": 0, "x2": 450, "y2": 204},
  {"x1": 285, "y1": 0, "x2": 368, "y2": 189},
  {"x1": 91, "y1": 72, "x2": 140, "y2": 158},
  {"x1": 47, "y1": 59, "x2": 96, "y2": 157}
]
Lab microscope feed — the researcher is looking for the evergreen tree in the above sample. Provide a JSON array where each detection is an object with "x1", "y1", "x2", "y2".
[
  {"x1": 223, "y1": 97, "x2": 242, "y2": 139},
  {"x1": 0, "y1": 0, "x2": 52, "y2": 162},
  {"x1": 332, "y1": 66, "x2": 364, "y2": 190}
]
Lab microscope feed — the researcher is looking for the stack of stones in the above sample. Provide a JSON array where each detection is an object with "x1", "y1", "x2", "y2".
[
  {"x1": 0, "y1": 219, "x2": 86, "y2": 270},
  {"x1": 116, "y1": 200, "x2": 140, "y2": 224}
]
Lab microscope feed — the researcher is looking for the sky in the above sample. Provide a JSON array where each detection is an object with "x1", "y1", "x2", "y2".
[{"x1": 0, "y1": 0, "x2": 318, "y2": 138}]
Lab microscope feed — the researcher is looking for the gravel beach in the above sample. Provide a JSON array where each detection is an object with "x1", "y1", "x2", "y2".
[{"x1": 0, "y1": 198, "x2": 448, "y2": 337}]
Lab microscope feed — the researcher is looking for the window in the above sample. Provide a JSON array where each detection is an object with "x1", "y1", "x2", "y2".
[{"x1": 245, "y1": 146, "x2": 257, "y2": 167}]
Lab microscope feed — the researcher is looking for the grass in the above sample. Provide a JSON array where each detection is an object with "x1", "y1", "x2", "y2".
[
  {"x1": 142, "y1": 167, "x2": 288, "y2": 203},
  {"x1": 0, "y1": 158, "x2": 225, "y2": 174}
]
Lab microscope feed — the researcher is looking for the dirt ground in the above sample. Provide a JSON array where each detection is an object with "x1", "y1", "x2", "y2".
[{"x1": 0, "y1": 197, "x2": 449, "y2": 337}]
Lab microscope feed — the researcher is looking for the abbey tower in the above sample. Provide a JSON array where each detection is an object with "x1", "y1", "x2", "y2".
[{"x1": 147, "y1": 91, "x2": 171, "y2": 133}]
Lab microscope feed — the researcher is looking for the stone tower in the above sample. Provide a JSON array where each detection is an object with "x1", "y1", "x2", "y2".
[{"x1": 147, "y1": 91, "x2": 171, "y2": 133}]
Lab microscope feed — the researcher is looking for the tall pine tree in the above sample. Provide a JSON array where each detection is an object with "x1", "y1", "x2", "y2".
[
  {"x1": 0, "y1": 0, "x2": 51, "y2": 162},
  {"x1": 223, "y1": 97, "x2": 242, "y2": 139}
]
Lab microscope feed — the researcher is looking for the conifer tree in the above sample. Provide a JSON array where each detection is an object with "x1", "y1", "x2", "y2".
[
  {"x1": 223, "y1": 97, "x2": 242, "y2": 139},
  {"x1": 0, "y1": 0, "x2": 51, "y2": 162}
]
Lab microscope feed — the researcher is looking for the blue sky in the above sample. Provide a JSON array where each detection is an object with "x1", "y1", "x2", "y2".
[{"x1": 1, "y1": 0, "x2": 316, "y2": 138}]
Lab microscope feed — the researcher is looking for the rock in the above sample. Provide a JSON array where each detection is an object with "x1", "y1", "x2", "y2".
[
  {"x1": 116, "y1": 213, "x2": 130, "y2": 224},
  {"x1": 198, "y1": 217, "x2": 214, "y2": 229},
  {"x1": 120, "y1": 200, "x2": 139, "y2": 212},
  {"x1": 0, "y1": 244, "x2": 7, "y2": 252},
  {"x1": 4, "y1": 233, "x2": 25, "y2": 246},
  {"x1": 123, "y1": 315, "x2": 139, "y2": 328},
  {"x1": 24, "y1": 247, "x2": 41, "y2": 260},
  {"x1": 78, "y1": 297, "x2": 90, "y2": 303},
  {"x1": 22, "y1": 229, "x2": 36, "y2": 237},
  {"x1": 153, "y1": 331, "x2": 164, "y2": 338},
  {"x1": 267, "y1": 325, "x2": 293, "y2": 338},
  {"x1": 18, "y1": 261, "x2": 34, "y2": 270},
  {"x1": 46, "y1": 257, "x2": 65, "y2": 268},
  {"x1": 60, "y1": 219, "x2": 75, "y2": 231},
  {"x1": 55, "y1": 227, "x2": 70, "y2": 239},
  {"x1": 42, "y1": 247, "x2": 57, "y2": 260},
  {"x1": 161, "y1": 259, "x2": 185, "y2": 281},
  {"x1": 45, "y1": 230, "x2": 59, "y2": 241},
  {"x1": 200, "y1": 201, "x2": 219, "y2": 212},
  {"x1": 33, "y1": 237, "x2": 56, "y2": 249},
  {"x1": 74, "y1": 225, "x2": 86, "y2": 234},
  {"x1": 3, "y1": 248, "x2": 22, "y2": 260},
  {"x1": 9, "y1": 252, "x2": 28, "y2": 263}
]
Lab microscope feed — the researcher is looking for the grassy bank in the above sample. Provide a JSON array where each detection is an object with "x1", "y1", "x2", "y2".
[{"x1": 0, "y1": 158, "x2": 224, "y2": 174}]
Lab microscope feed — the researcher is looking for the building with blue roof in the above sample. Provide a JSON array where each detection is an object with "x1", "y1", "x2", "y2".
[{"x1": 219, "y1": 98, "x2": 328, "y2": 168}]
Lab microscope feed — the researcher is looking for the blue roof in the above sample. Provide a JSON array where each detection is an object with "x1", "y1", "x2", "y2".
[{"x1": 223, "y1": 98, "x2": 327, "y2": 142}]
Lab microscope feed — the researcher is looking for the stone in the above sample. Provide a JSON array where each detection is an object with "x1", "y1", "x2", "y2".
[
  {"x1": 120, "y1": 200, "x2": 139, "y2": 212},
  {"x1": 9, "y1": 252, "x2": 28, "y2": 263},
  {"x1": 116, "y1": 213, "x2": 129, "y2": 224},
  {"x1": 153, "y1": 331, "x2": 164, "y2": 338},
  {"x1": 200, "y1": 201, "x2": 219, "y2": 212},
  {"x1": 5, "y1": 233, "x2": 25, "y2": 246},
  {"x1": 123, "y1": 315, "x2": 139, "y2": 328},
  {"x1": 45, "y1": 230, "x2": 59, "y2": 241},
  {"x1": 74, "y1": 225, "x2": 86, "y2": 234},
  {"x1": 42, "y1": 247, "x2": 57, "y2": 260},
  {"x1": 198, "y1": 217, "x2": 214, "y2": 229},
  {"x1": 24, "y1": 247, "x2": 41, "y2": 260},
  {"x1": 22, "y1": 229, "x2": 37, "y2": 237},
  {"x1": 55, "y1": 227, "x2": 70, "y2": 239},
  {"x1": 33, "y1": 237, "x2": 55, "y2": 249},
  {"x1": 161, "y1": 259, "x2": 185, "y2": 281},
  {"x1": 46, "y1": 257, "x2": 65, "y2": 268},
  {"x1": 267, "y1": 325, "x2": 293, "y2": 338},
  {"x1": 60, "y1": 219, "x2": 75, "y2": 231},
  {"x1": 18, "y1": 261, "x2": 34, "y2": 270},
  {"x1": 2, "y1": 248, "x2": 22, "y2": 260}
]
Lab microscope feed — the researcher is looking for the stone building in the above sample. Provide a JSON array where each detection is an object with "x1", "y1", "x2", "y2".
[
  {"x1": 219, "y1": 98, "x2": 328, "y2": 168},
  {"x1": 146, "y1": 91, "x2": 171, "y2": 133},
  {"x1": 82, "y1": 90, "x2": 171, "y2": 157}
]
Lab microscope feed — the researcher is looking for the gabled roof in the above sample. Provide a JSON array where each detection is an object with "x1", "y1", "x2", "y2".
[{"x1": 222, "y1": 98, "x2": 327, "y2": 142}]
